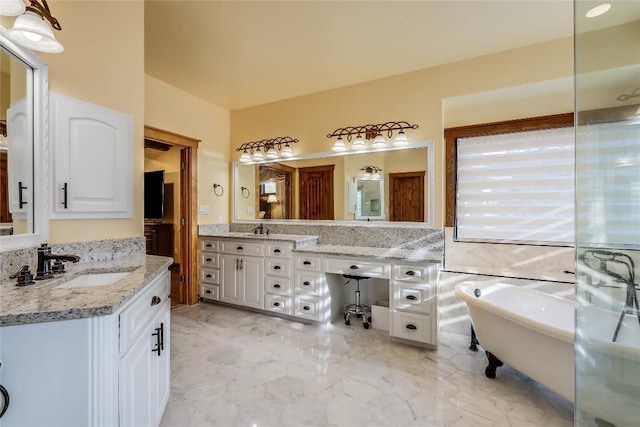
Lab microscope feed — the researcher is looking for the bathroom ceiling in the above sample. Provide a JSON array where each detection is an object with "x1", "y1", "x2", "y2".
[{"x1": 144, "y1": 1, "x2": 633, "y2": 111}]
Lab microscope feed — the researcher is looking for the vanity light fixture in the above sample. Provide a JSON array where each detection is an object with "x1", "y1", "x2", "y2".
[
  {"x1": 0, "y1": 0, "x2": 26, "y2": 16},
  {"x1": 327, "y1": 121, "x2": 418, "y2": 152},
  {"x1": 236, "y1": 136, "x2": 299, "y2": 163},
  {"x1": 4, "y1": 0, "x2": 64, "y2": 53},
  {"x1": 360, "y1": 166, "x2": 382, "y2": 180}
]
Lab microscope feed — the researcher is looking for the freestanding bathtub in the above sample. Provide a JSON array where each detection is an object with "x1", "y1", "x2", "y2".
[{"x1": 454, "y1": 281, "x2": 575, "y2": 402}]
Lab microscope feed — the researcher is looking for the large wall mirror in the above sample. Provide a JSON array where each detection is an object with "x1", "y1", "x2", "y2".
[
  {"x1": 233, "y1": 140, "x2": 434, "y2": 226},
  {"x1": 0, "y1": 29, "x2": 49, "y2": 252}
]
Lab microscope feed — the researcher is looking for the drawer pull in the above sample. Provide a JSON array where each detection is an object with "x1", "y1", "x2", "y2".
[
  {"x1": 274, "y1": 302, "x2": 281, "y2": 307},
  {"x1": 303, "y1": 305, "x2": 311, "y2": 311},
  {"x1": 151, "y1": 295, "x2": 161, "y2": 306},
  {"x1": 206, "y1": 258, "x2": 212, "y2": 262},
  {"x1": 406, "y1": 324, "x2": 417, "y2": 330},
  {"x1": 405, "y1": 270, "x2": 417, "y2": 276},
  {"x1": 303, "y1": 260, "x2": 311, "y2": 265},
  {"x1": 273, "y1": 265, "x2": 282, "y2": 270},
  {"x1": 205, "y1": 289, "x2": 212, "y2": 294},
  {"x1": 274, "y1": 249, "x2": 281, "y2": 253},
  {"x1": 274, "y1": 284, "x2": 281, "y2": 289},
  {"x1": 349, "y1": 265, "x2": 359, "y2": 270},
  {"x1": 206, "y1": 274, "x2": 212, "y2": 278},
  {"x1": 303, "y1": 281, "x2": 310, "y2": 286},
  {"x1": 205, "y1": 243, "x2": 213, "y2": 248},
  {"x1": 237, "y1": 246, "x2": 243, "y2": 251},
  {"x1": 406, "y1": 295, "x2": 418, "y2": 301}
]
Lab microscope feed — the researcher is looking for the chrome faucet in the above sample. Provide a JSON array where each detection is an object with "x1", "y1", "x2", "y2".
[{"x1": 35, "y1": 243, "x2": 81, "y2": 280}]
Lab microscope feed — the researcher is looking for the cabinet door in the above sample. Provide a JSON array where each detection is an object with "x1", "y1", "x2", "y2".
[
  {"x1": 151, "y1": 301, "x2": 171, "y2": 426},
  {"x1": 119, "y1": 330, "x2": 153, "y2": 427},
  {"x1": 240, "y1": 256, "x2": 264, "y2": 309},
  {"x1": 6, "y1": 98, "x2": 31, "y2": 218},
  {"x1": 50, "y1": 92, "x2": 133, "y2": 218},
  {"x1": 220, "y1": 254, "x2": 241, "y2": 304}
]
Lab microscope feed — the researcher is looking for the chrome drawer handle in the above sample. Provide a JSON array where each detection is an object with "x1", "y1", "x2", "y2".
[
  {"x1": 406, "y1": 295, "x2": 418, "y2": 301},
  {"x1": 274, "y1": 284, "x2": 281, "y2": 288},
  {"x1": 406, "y1": 324, "x2": 417, "y2": 330},
  {"x1": 151, "y1": 295, "x2": 161, "y2": 306}
]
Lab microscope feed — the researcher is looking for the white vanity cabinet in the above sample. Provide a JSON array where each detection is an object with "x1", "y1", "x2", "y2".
[
  {"x1": 0, "y1": 270, "x2": 170, "y2": 427},
  {"x1": 390, "y1": 262, "x2": 439, "y2": 346},
  {"x1": 294, "y1": 254, "x2": 328, "y2": 321},
  {"x1": 220, "y1": 253, "x2": 264, "y2": 308},
  {"x1": 199, "y1": 238, "x2": 220, "y2": 301},
  {"x1": 49, "y1": 92, "x2": 133, "y2": 218},
  {"x1": 264, "y1": 243, "x2": 294, "y2": 315}
]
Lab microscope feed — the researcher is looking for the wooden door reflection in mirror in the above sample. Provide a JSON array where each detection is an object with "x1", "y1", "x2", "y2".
[
  {"x1": 299, "y1": 165, "x2": 334, "y2": 220},
  {"x1": 389, "y1": 171, "x2": 425, "y2": 222}
]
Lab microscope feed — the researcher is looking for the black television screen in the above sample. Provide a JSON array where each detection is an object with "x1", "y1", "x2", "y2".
[{"x1": 144, "y1": 170, "x2": 165, "y2": 220}]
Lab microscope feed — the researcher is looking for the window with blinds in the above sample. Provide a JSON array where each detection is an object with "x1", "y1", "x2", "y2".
[{"x1": 456, "y1": 126, "x2": 575, "y2": 245}]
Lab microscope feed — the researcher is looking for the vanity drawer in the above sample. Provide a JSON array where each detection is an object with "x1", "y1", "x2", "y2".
[
  {"x1": 220, "y1": 240, "x2": 264, "y2": 257},
  {"x1": 199, "y1": 239, "x2": 219, "y2": 253},
  {"x1": 119, "y1": 270, "x2": 170, "y2": 353},
  {"x1": 266, "y1": 243, "x2": 293, "y2": 258},
  {"x1": 264, "y1": 294, "x2": 292, "y2": 315},
  {"x1": 392, "y1": 282, "x2": 434, "y2": 314},
  {"x1": 266, "y1": 277, "x2": 292, "y2": 295},
  {"x1": 200, "y1": 253, "x2": 219, "y2": 268},
  {"x1": 265, "y1": 258, "x2": 291, "y2": 277},
  {"x1": 391, "y1": 311, "x2": 431, "y2": 344},
  {"x1": 200, "y1": 283, "x2": 219, "y2": 301},
  {"x1": 392, "y1": 264, "x2": 436, "y2": 283},
  {"x1": 294, "y1": 295, "x2": 321, "y2": 321},
  {"x1": 294, "y1": 271, "x2": 324, "y2": 295},
  {"x1": 295, "y1": 255, "x2": 322, "y2": 271},
  {"x1": 200, "y1": 267, "x2": 219, "y2": 285},
  {"x1": 324, "y1": 257, "x2": 390, "y2": 279}
]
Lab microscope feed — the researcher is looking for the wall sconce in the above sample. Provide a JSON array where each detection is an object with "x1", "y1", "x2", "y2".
[
  {"x1": 266, "y1": 194, "x2": 278, "y2": 204},
  {"x1": 327, "y1": 121, "x2": 418, "y2": 152},
  {"x1": 236, "y1": 136, "x2": 298, "y2": 163},
  {"x1": 1, "y1": 0, "x2": 64, "y2": 53},
  {"x1": 360, "y1": 166, "x2": 382, "y2": 180}
]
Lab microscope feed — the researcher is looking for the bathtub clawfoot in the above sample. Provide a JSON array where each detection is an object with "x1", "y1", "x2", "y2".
[
  {"x1": 485, "y1": 351, "x2": 503, "y2": 379},
  {"x1": 469, "y1": 325, "x2": 479, "y2": 352}
]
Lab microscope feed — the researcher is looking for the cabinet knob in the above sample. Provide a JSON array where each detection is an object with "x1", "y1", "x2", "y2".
[
  {"x1": 205, "y1": 290, "x2": 212, "y2": 294},
  {"x1": 406, "y1": 295, "x2": 418, "y2": 301},
  {"x1": 303, "y1": 305, "x2": 311, "y2": 311},
  {"x1": 406, "y1": 324, "x2": 417, "y2": 330},
  {"x1": 206, "y1": 274, "x2": 212, "y2": 278},
  {"x1": 274, "y1": 302, "x2": 281, "y2": 307},
  {"x1": 303, "y1": 260, "x2": 311, "y2": 265},
  {"x1": 273, "y1": 284, "x2": 281, "y2": 288},
  {"x1": 206, "y1": 258, "x2": 212, "y2": 262},
  {"x1": 206, "y1": 243, "x2": 213, "y2": 248},
  {"x1": 303, "y1": 281, "x2": 310, "y2": 286},
  {"x1": 151, "y1": 295, "x2": 161, "y2": 306},
  {"x1": 274, "y1": 265, "x2": 281, "y2": 270}
]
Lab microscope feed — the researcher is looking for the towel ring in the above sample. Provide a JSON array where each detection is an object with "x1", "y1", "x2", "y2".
[
  {"x1": 212, "y1": 184, "x2": 224, "y2": 197},
  {"x1": 241, "y1": 186, "x2": 250, "y2": 199}
]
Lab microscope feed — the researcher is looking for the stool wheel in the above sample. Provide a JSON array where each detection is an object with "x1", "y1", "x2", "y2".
[{"x1": 363, "y1": 323, "x2": 369, "y2": 329}]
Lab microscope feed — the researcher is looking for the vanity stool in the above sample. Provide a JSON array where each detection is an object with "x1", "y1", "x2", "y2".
[{"x1": 343, "y1": 274, "x2": 371, "y2": 329}]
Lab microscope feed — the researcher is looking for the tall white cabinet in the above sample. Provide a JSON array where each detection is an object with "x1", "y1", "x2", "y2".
[{"x1": 49, "y1": 92, "x2": 133, "y2": 218}]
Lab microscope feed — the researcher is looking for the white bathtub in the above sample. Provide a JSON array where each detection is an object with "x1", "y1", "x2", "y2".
[{"x1": 454, "y1": 281, "x2": 575, "y2": 402}]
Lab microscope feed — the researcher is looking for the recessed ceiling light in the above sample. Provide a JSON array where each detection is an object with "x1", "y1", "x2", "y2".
[{"x1": 586, "y1": 3, "x2": 611, "y2": 18}]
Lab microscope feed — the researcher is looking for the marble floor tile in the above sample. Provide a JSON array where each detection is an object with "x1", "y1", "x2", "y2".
[{"x1": 160, "y1": 304, "x2": 574, "y2": 427}]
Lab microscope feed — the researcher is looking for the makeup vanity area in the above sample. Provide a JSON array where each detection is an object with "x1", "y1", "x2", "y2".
[{"x1": 198, "y1": 228, "x2": 443, "y2": 348}]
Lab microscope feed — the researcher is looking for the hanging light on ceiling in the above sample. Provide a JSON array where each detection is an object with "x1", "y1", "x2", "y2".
[{"x1": 5, "y1": 0, "x2": 64, "y2": 53}]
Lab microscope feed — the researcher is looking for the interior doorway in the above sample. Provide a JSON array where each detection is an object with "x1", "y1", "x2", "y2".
[
  {"x1": 144, "y1": 126, "x2": 200, "y2": 306},
  {"x1": 389, "y1": 171, "x2": 425, "y2": 222},
  {"x1": 256, "y1": 163, "x2": 294, "y2": 219},
  {"x1": 299, "y1": 165, "x2": 334, "y2": 220}
]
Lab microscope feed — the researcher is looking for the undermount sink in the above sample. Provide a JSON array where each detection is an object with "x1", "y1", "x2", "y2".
[
  {"x1": 240, "y1": 232, "x2": 270, "y2": 237},
  {"x1": 55, "y1": 272, "x2": 132, "y2": 289}
]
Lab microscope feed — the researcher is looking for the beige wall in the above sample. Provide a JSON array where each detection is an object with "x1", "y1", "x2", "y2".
[
  {"x1": 144, "y1": 75, "x2": 230, "y2": 224},
  {"x1": 231, "y1": 37, "x2": 575, "y2": 227},
  {"x1": 44, "y1": 0, "x2": 145, "y2": 243}
]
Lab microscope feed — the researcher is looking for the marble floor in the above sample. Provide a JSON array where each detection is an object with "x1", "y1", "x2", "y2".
[{"x1": 160, "y1": 303, "x2": 574, "y2": 427}]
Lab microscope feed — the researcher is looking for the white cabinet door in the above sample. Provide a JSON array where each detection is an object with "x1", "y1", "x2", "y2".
[
  {"x1": 240, "y1": 256, "x2": 264, "y2": 309},
  {"x1": 50, "y1": 92, "x2": 133, "y2": 218},
  {"x1": 6, "y1": 98, "x2": 31, "y2": 218},
  {"x1": 151, "y1": 301, "x2": 171, "y2": 426},
  {"x1": 220, "y1": 254, "x2": 241, "y2": 304},
  {"x1": 119, "y1": 327, "x2": 153, "y2": 427}
]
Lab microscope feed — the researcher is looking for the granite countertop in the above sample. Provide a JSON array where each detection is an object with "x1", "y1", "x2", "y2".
[
  {"x1": 293, "y1": 244, "x2": 443, "y2": 263},
  {"x1": 199, "y1": 231, "x2": 318, "y2": 248},
  {"x1": 0, "y1": 255, "x2": 173, "y2": 327}
]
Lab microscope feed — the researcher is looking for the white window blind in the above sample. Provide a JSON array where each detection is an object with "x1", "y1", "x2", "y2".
[
  {"x1": 456, "y1": 127, "x2": 575, "y2": 244},
  {"x1": 576, "y1": 117, "x2": 640, "y2": 248}
]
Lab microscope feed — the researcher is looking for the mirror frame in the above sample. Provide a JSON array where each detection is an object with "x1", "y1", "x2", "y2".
[
  {"x1": 0, "y1": 27, "x2": 49, "y2": 252},
  {"x1": 233, "y1": 139, "x2": 435, "y2": 227}
]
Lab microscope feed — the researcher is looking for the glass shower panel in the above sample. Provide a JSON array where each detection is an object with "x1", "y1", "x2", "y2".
[{"x1": 575, "y1": 1, "x2": 640, "y2": 426}]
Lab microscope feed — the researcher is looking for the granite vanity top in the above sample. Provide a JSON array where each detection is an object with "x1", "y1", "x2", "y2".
[
  {"x1": 0, "y1": 255, "x2": 173, "y2": 327},
  {"x1": 293, "y1": 244, "x2": 443, "y2": 263},
  {"x1": 199, "y1": 231, "x2": 318, "y2": 248}
]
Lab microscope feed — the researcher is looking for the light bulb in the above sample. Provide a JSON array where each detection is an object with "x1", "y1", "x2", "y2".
[
  {"x1": 352, "y1": 134, "x2": 366, "y2": 150},
  {"x1": 332, "y1": 137, "x2": 346, "y2": 152}
]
